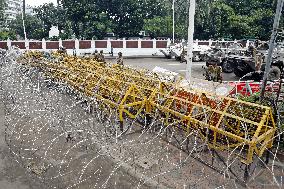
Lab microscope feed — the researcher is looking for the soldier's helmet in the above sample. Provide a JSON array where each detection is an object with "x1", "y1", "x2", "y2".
[
  {"x1": 118, "y1": 52, "x2": 122, "y2": 56},
  {"x1": 94, "y1": 50, "x2": 98, "y2": 53},
  {"x1": 100, "y1": 50, "x2": 103, "y2": 54}
]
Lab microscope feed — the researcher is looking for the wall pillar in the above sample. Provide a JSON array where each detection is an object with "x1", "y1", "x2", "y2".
[
  {"x1": 123, "y1": 38, "x2": 126, "y2": 49},
  {"x1": 138, "y1": 38, "x2": 142, "y2": 48},
  {"x1": 42, "y1": 38, "x2": 46, "y2": 50},
  {"x1": 209, "y1": 39, "x2": 212, "y2": 46},
  {"x1": 167, "y1": 38, "x2": 171, "y2": 47},
  {"x1": 75, "y1": 38, "x2": 79, "y2": 55},
  {"x1": 7, "y1": 38, "x2": 11, "y2": 50},
  {"x1": 59, "y1": 38, "x2": 62, "y2": 47},
  {"x1": 153, "y1": 39, "x2": 157, "y2": 49},
  {"x1": 91, "y1": 39, "x2": 95, "y2": 49},
  {"x1": 25, "y1": 38, "x2": 29, "y2": 50}
]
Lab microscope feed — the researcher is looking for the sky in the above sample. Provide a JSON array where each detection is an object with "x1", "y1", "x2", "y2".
[{"x1": 26, "y1": 0, "x2": 58, "y2": 7}]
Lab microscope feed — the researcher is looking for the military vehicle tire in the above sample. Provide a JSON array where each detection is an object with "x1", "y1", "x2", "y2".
[
  {"x1": 222, "y1": 59, "x2": 234, "y2": 73},
  {"x1": 268, "y1": 66, "x2": 281, "y2": 81},
  {"x1": 233, "y1": 61, "x2": 251, "y2": 77}
]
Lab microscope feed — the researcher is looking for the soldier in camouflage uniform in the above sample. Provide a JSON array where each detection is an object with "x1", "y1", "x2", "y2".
[
  {"x1": 204, "y1": 64, "x2": 223, "y2": 82},
  {"x1": 116, "y1": 52, "x2": 124, "y2": 66},
  {"x1": 180, "y1": 47, "x2": 187, "y2": 63},
  {"x1": 58, "y1": 46, "x2": 67, "y2": 54},
  {"x1": 92, "y1": 50, "x2": 99, "y2": 61},
  {"x1": 96, "y1": 50, "x2": 105, "y2": 62}
]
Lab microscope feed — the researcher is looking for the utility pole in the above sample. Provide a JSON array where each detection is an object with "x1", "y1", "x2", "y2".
[
  {"x1": 260, "y1": 0, "x2": 284, "y2": 99},
  {"x1": 186, "y1": 0, "x2": 196, "y2": 82},
  {"x1": 172, "y1": 0, "x2": 175, "y2": 44},
  {"x1": 22, "y1": 0, "x2": 27, "y2": 40},
  {"x1": 22, "y1": 0, "x2": 25, "y2": 20}
]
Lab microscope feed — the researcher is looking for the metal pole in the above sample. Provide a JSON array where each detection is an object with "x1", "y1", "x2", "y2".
[
  {"x1": 186, "y1": 0, "x2": 196, "y2": 81},
  {"x1": 260, "y1": 0, "x2": 284, "y2": 99},
  {"x1": 23, "y1": 0, "x2": 25, "y2": 20},
  {"x1": 22, "y1": 0, "x2": 27, "y2": 40},
  {"x1": 172, "y1": 0, "x2": 175, "y2": 43}
]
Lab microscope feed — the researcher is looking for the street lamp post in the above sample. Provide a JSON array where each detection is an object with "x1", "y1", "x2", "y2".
[
  {"x1": 186, "y1": 0, "x2": 196, "y2": 82},
  {"x1": 22, "y1": 0, "x2": 27, "y2": 40},
  {"x1": 172, "y1": 0, "x2": 175, "y2": 44}
]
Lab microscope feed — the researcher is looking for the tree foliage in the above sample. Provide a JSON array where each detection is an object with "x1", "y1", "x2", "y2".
[
  {"x1": 143, "y1": 0, "x2": 277, "y2": 40},
  {"x1": 0, "y1": 0, "x2": 6, "y2": 28},
  {"x1": 5, "y1": 0, "x2": 280, "y2": 40},
  {"x1": 34, "y1": 3, "x2": 61, "y2": 37},
  {"x1": 9, "y1": 14, "x2": 46, "y2": 40}
]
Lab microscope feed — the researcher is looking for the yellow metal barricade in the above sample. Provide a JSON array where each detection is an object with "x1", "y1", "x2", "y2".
[{"x1": 19, "y1": 51, "x2": 277, "y2": 165}]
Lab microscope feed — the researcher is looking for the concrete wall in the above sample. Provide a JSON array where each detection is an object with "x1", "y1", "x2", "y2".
[{"x1": 0, "y1": 38, "x2": 250, "y2": 56}]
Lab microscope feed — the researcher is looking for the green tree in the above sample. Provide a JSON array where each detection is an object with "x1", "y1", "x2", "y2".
[
  {"x1": 9, "y1": 14, "x2": 46, "y2": 39},
  {"x1": 143, "y1": 16, "x2": 172, "y2": 38},
  {"x1": 0, "y1": 30, "x2": 16, "y2": 40},
  {"x1": 35, "y1": 3, "x2": 63, "y2": 37},
  {"x1": 208, "y1": 2, "x2": 235, "y2": 39},
  {"x1": 99, "y1": 0, "x2": 167, "y2": 38},
  {"x1": 61, "y1": 0, "x2": 94, "y2": 38},
  {"x1": 0, "y1": 0, "x2": 6, "y2": 28}
]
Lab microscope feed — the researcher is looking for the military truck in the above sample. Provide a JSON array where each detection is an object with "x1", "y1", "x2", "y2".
[
  {"x1": 205, "y1": 43, "x2": 246, "y2": 73},
  {"x1": 228, "y1": 43, "x2": 284, "y2": 80}
]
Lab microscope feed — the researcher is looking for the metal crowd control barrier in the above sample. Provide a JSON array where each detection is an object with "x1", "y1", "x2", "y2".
[{"x1": 19, "y1": 51, "x2": 277, "y2": 180}]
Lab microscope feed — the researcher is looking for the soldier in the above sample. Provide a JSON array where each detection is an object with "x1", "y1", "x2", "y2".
[
  {"x1": 116, "y1": 52, "x2": 124, "y2": 66},
  {"x1": 58, "y1": 46, "x2": 67, "y2": 54},
  {"x1": 110, "y1": 46, "x2": 114, "y2": 57},
  {"x1": 204, "y1": 64, "x2": 223, "y2": 82},
  {"x1": 180, "y1": 47, "x2": 187, "y2": 63},
  {"x1": 98, "y1": 50, "x2": 105, "y2": 62},
  {"x1": 255, "y1": 53, "x2": 264, "y2": 71},
  {"x1": 92, "y1": 50, "x2": 99, "y2": 60}
]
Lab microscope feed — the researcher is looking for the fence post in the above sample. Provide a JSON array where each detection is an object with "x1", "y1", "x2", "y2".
[
  {"x1": 42, "y1": 38, "x2": 46, "y2": 50},
  {"x1": 107, "y1": 38, "x2": 111, "y2": 50},
  {"x1": 123, "y1": 38, "x2": 126, "y2": 49},
  {"x1": 153, "y1": 38, "x2": 157, "y2": 49},
  {"x1": 75, "y1": 38, "x2": 79, "y2": 55},
  {"x1": 209, "y1": 39, "x2": 212, "y2": 46},
  {"x1": 25, "y1": 38, "x2": 29, "y2": 50},
  {"x1": 59, "y1": 38, "x2": 62, "y2": 48},
  {"x1": 91, "y1": 39, "x2": 95, "y2": 50},
  {"x1": 7, "y1": 38, "x2": 11, "y2": 50},
  {"x1": 196, "y1": 39, "x2": 199, "y2": 45},
  {"x1": 138, "y1": 38, "x2": 141, "y2": 49},
  {"x1": 167, "y1": 38, "x2": 171, "y2": 46}
]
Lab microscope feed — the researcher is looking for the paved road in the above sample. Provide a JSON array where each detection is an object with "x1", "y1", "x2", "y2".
[{"x1": 109, "y1": 57, "x2": 239, "y2": 81}]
